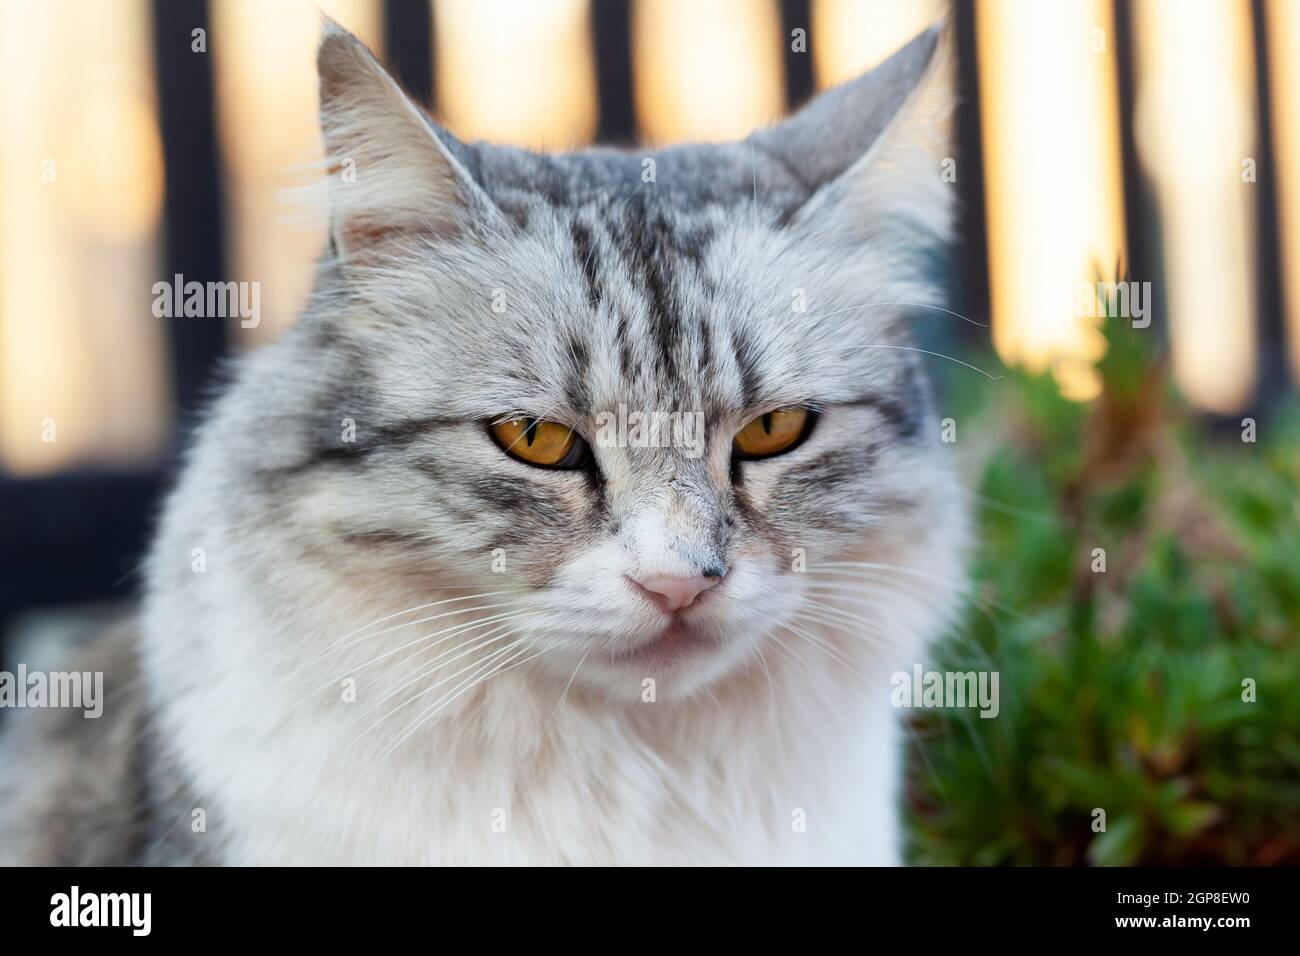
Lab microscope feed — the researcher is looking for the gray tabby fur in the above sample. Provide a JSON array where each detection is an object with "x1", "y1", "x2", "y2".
[{"x1": 0, "y1": 20, "x2": 964, "y2": 866}]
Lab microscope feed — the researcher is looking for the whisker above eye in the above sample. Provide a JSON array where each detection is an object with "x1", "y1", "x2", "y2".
[
  {"x1": 743, "y1": 300, "x2": 988, "y2": 389},
  {"x1": 811, "y1": 344, "x2": 1004, "y2": 381},
  {"x1": 802, "y1": 300, "x2": 990, "y2": 329}
]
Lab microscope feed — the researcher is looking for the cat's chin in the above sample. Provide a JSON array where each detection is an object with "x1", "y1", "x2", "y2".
[
  {"x1": 546, "y1": 618, "x2": 760, "y2": 701},
  {"x1": 599, "y1": 619, "x2": 718, "y2": 669}
]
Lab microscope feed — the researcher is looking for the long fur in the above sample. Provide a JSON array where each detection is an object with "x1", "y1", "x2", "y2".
[{"x1": 0, "y1": 21, "x2": 965, "y2": 866}]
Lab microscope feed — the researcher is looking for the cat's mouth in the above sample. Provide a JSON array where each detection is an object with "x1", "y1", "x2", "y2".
[{"x1": 601, "y1": 619, "x2": 715, "y2": 668}]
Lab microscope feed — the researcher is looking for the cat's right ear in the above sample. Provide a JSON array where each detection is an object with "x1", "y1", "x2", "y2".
[
  {"x1": 752, "y1": 22, "x2": 954, "y2": 250},
  {"x1": 316, "y1": 20, "x2": 498, "y2": 265}
]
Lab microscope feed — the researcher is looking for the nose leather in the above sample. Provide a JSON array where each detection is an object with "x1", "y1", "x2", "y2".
[{"x1": 629, "y1": 574, "x2": 720, "y2": 612}]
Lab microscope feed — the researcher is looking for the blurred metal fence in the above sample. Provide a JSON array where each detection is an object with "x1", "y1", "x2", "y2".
[{"x1": 1, "y1": 0, "x2": 1296, "y2": 651}]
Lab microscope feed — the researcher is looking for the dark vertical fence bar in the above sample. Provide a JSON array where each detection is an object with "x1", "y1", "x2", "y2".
[
  {"x1": 1113, "y1": 1, "x2": 1149, "y2": 286},
  {"x1": 384, "y1": 0, "x2": 434, "y2": 107},
  {"x1": 780, "y1": 0, "x2": 814, "y2": 109},
  {"x1": 1249, "y1": 0, "x2": 1289, "y2": 408},
  {"x1": 952, "y1": 0, "x2": 990, "y2": 345},
  {"x1": 151, "y1": 0, "x2": 227, "y2": 434},
  {"x1": 592, "y1": 0, "x2": 636, "y2": 143},
  {"x1": 0, "y1": 472, "x2": 164, "y2": 625},
  {"x1": 0, "y1": 0, "x2": 214, "y2": 638},
  {"x1": 1112, "y1": 0, "x2": 1174, "y2": 359}
]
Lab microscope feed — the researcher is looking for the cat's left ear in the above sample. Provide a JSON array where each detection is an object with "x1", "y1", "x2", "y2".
[
  {"x1": 755, "y1": 21, "x2": 955, "y2": 247},
  {"x1": 316, "y1": 20, "x2": 500, "y2": 265}
]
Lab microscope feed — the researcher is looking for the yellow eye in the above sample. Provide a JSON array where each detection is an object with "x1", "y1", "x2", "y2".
[
  {"x1": 490, "y1": 418, "x2": 586, "y2": 468},
  {"x1": 733, "y1": 407, "x2": 811, "y2": 459}
]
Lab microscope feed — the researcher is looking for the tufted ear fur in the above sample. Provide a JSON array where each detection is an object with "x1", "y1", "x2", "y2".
[
  {"x1": 752, "y1": 21, "x2": 956, "y2": 247},
  {"x1": 315, "y1": 20, "x2": 500, "y2": 264}
]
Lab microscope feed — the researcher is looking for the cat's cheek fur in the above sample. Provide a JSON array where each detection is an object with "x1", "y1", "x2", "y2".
[
  {"x1": 122, "y1": 21, "x2": 966, "y2": 865},
  {"x1": 137, "y1": 418, "x2": 965, "y2": 864}
]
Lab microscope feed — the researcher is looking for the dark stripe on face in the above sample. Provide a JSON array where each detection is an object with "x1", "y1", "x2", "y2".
[
  {"x1": 844, "y1": 395, "x2": 919, "y2": 440},
  {"x1": 616, "y1": 309, "x2": 634, "y2": 380},
  {"x1": 570, "y1": 220, "x2": 603, "y2": 307},
  {"x1": 563, "y1": 332, "x2": 592, "y2": 414},
  {"x1": 730, "y1": 483, "x2": 761, "y2": 523},
  {"x1": 638, "y1": 227, "x2": 679, "y2": 380},
  {"x1": 467, "y1": 477, "x2": 568, "y2": 528},
  {"x1": 730, "y1": 416, "x2": 858, "y2": 532},
  {"x1": 607, "y1": 198, "x2": 677, "y2": 379},
  {"x1": 337, "y1": 528, "x2": 430, "y2": 549},
  {"x1": 729, "y1": 326, "x2": 762, "y2": 408},
  {"x1": 582, "y1": 455, "x2": 611, "y2": 527},
  {"x1": 698, "y1": 315, "x2": 713, "y2": 373},
  {"x1": 257, "y1": 414, "x2": 463, "y2": 480},
  {"x1": 779, "y1": 444, "x2": 880, "y2": 494},
  {"x1": 846, "y1": 364, "x2": 927, "y2": 440},
  {"x1": 601, "y1": 197, "x2": 721, "y2": 386},
  {"x1": 370, "y1": 416, "x2": 462, "y2": 445},
  {"x1": 496, "y1": 197, "x2": 531, "y2": 230},
  {"x1": 778, "y1": 449, "x2": 893, "y2": 531},
  {"x1": 534, "y1": 156, "x2": 573, "y2": 207},
  {"x1": 675, "y1": 223, "x2": 714, "y2": 270}
]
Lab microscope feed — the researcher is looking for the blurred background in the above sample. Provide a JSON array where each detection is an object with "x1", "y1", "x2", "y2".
[{"x1": 1, "y1": 0, "x2": 1297, "y2": 864}]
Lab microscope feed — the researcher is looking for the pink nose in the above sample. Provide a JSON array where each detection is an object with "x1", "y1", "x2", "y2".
[{"x1": 628, "y1": 574, "x2": 720, "y2": 612}]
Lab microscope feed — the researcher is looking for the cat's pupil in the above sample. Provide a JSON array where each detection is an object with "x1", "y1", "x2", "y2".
[
  {"x1": 524, "y1": 420, "x2": 539, "y2": 446},
  {"x1": 761, "y1": 412, "x2": 773, "y2": 435}
]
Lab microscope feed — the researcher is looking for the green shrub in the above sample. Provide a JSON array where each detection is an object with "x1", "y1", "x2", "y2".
[{"x1": 906, "y1": 316, "x2": 1300, "y2": 865}]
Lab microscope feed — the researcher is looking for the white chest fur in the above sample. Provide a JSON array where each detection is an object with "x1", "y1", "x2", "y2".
[{"x1": 147, "y1": 600, "x2": 905, "y2": 866}]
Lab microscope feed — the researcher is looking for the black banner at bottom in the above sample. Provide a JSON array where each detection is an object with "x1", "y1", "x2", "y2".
[{"x1": 0, "y1": 865, "x2": 1289, "y2": 940}]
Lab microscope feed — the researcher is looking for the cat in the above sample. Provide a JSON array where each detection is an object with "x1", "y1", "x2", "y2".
[{"x1": 0, "y1": 19, "x2": 965, "y2": 865}]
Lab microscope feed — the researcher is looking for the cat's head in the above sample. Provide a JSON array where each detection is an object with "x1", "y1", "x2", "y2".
[{"x1": 211, "y1": 22, "x2": 964, "y2": 702}]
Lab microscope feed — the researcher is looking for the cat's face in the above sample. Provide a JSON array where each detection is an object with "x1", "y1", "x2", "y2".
[{"x1": 229, "y1": 24, "x2": 962, "y2": 702}]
